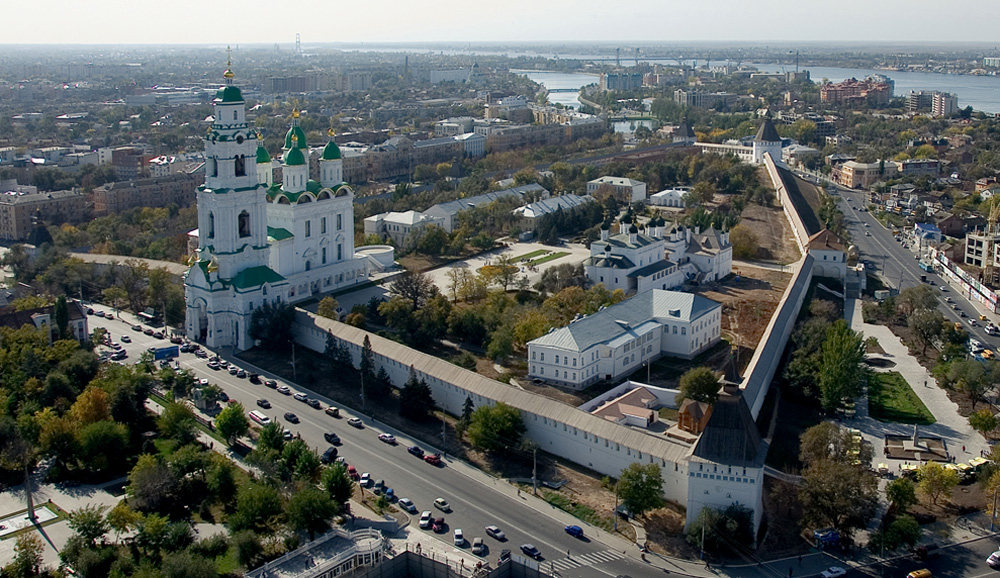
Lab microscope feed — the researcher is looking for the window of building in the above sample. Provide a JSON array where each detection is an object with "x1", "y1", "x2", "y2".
[
  {"x1": 337, "y1": 244, "x2": 342, "y2": 260},
  {"x1": 540, "y1": 353, "x2": 544, "y2": 361},
  {"x1": 532, "y1": 352, "x2": 536, "y2": 360},
  {"x1": 337, "y1": 214, "x2": 343, "y2": 230},
  {"x1": 322, "y1": 247, "x2": 327, "y2": 264},
  {"x1": 233, "y1": 110, "x2": 238, "y2": 121},
  {"x1": 238, "y1": 210, "x2": 251, "y2": 238},
  {"x1": 555, "y1": 355, "x2": 560, "y2": 364},
  {"x1": 572, "y1": 358, "x2": 576, "y2": 366},
  {"x1": 681, "y1": 327, "x2": 686, "y2": 335},
  {"x1": 235, "y1": 154, "x2": 245, "y2": 177},
  {"x1": 207, "y1": 212, "x2": 215, "y2": 239},
  {"x1": 321, "y1": 217, "x2": 327, "y2": 234},
  {"x1": 305, "y1": 220, "x2": 311, "y2": 237}
]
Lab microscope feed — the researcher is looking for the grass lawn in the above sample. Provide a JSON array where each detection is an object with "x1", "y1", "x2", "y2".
[
  {"x1": 512, "y1": 249, "x2": 548, "y2": 261},
  {"x1": 541, "y1": 490, "x2": 613, "y2": 531},
  {"x1": 530, "y1": 252, "x2": 570, "y2": 266},
  {"x1": 868, "y1": 371, "x2": 936, "y2": 425}
]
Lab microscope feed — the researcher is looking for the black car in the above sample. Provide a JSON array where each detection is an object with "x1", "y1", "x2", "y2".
[
  {"x1": 256, "y1": 399, "x2": 271, "y2": 409},
  {"x1": 249, "y1": 373, "x2": 260, "y2": 384},
  {"x1": 307, "y1": 399, "x2": 321, "y2": 409},
  {"x1": 86, "y1": 308, "x2": 94, "y2": 315},
  {"x1": 407, "y1": 445, "x2": 425, "y2": 458},
  {"x1": 264, "y1": 379, "x2": 277, "y2": 389},
  {"x1": 283, "y1": 412, "x2": 299, "y2": 424},
  {"x1": 324, "y1": 432, "x2": 341, "y2": 444},
  {"x1": 519, "y1": 544, "x2": 541, "y2": 559},
  {"x1": 219, "y1": 392, "x2": 229, "y2": 403},
  {"x1": 321, "y1": 447, "x2": 338, "y2": 464}
]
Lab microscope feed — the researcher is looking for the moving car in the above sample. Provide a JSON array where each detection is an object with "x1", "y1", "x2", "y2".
[
  {"x1": 433, "y1": 498, "x2": 451, "y2": 512},
  {"x1": 519, "y1": 544, "x2": 541, "y2": 559},
  {"x1": 820, "y1": 568, "x2": 847, "y2": 578},
  {"x1": 348, "y1": 417, "x2": 364, "y2": 428},
  {"x1": 132, "y1": 325, "x2": 142, "y2": 331},
  {"x1": 484, "y1": 526, "x2": 506, "y2": 541},
  {"x1": 378, "y1": 433, "x2": 397, "y2": 445},
  {"x1": 256, "y1": 399, "x2": 271, "y2": 409},
  {"x1": 419, "y1": 511, "x2": 433, "y2": 529},
  {"x1": 283, "y1": 412, "x2": 299, "y2": 424},
  {"x1": 564, "y1": 525, "x2": 584, "y2": 538},
  {"x1": 906, "y1": 571, "x2": 931, "y2": 578},
  {"x1": 472, "y1": 537, "x2": 485, "y2": 555},
  {"x1": 324, "y1": 432, "x2": 340, "y2": 444},
  {"x1": 432, "y1": 517, "x2": 446, "y2": 533},
  {"x1": 407, "y1": 445, "x2": 425, "y2": 458},
  {"x1": 454, "y1": 529, "x2": 465, "y2": 547},
  {"x1": 321, "y1": 447, "x2": 338, "y2": 464},
  {"x1": 987, "y1": 549, "x2": 1000, "y2": 568},
  {"x1": 424, "y1": 453, "x2": 442, "y2": 466},
  {"x1": 398, "y1": 498, "x2": 416, "y2": 513},
  {"x1": 121, "y1": 335, "x2": 131, "y2": 343}
]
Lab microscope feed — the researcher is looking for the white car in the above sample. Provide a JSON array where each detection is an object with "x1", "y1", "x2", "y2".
[
  {"x1": 360, "y1": 473, "x2": 371, "y2": 487},
  {"x1": 454, "y1": 528, "x2": 465, "y2": 547},
  {"x1": 378, "y1": 433, "x2": 397, "y2": 445},
  {"x1": 276, "y1": 385, "x2": 291, "y2": 395},
  {"x1": 988, "y1": 549, "x2": 1000, "y2": 568},
  {"x1": 484, "y1": 525, "x2": 506, "y2": 541},
  {"x1": 820, "y1": 567, "x2": 847, "y2": 578},
  {"x1": 472, "y1": 537, "x2": 485, "y2": 555},
  {"x1": 418, "y1": 511, "x2": 433, "y2": 529},
  {"x1": 398, "y1": 498, "x2": 416, "y2": 513}
]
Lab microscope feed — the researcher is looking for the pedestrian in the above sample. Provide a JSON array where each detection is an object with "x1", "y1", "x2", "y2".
[
  {"x1": 963, "y1": 445, "x2": 966, "y2": 452},
  {"x1": 789, "y1": 569, "x2": 793, "y2": 578},
  {"x1": 798, "y1": 555, "x2": 802, "y2": 564}
]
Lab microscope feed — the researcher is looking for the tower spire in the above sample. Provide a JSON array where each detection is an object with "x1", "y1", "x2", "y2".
[{"x1": 223, "y1": 45, "x2": 235, "y2": 83}]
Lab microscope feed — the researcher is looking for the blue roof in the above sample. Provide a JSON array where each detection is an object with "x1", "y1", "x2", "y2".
[{"x1": 915, "y1": 223, "x2": 941, "y2": 233}]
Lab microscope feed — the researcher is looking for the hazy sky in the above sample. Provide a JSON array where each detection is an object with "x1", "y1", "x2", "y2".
[{"x1": 6, "y1": 0, "x2": 1000, "y2": 45}]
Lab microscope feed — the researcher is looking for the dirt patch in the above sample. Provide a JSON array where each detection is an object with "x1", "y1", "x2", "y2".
[
  {"x1": 644, "y1": 503, "x2": 700, "y2": 558},
  {"x1": 740, "y1": 203, "x2": 802, "y2": 265}
]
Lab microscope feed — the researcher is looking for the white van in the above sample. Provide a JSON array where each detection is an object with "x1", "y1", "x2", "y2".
[{"x1": 248, "y1": 410, "x2": 271, "y2": 426}]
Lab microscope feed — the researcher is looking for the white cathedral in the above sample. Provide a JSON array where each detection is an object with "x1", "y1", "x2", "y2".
[{"x1": 184, "y1": 64, "x2": 375, "y2": 350}]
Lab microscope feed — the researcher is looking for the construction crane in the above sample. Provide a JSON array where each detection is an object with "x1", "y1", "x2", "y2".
[{"x1": 985, "y1": 199, "x2": 1000, "y2": 285}]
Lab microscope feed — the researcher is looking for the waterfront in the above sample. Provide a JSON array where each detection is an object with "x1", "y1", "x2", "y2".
[{"x1": 514, "y1": 70, "x2": 599, "y2": 109}]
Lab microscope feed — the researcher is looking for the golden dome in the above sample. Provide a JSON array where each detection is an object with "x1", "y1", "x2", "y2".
[
  {"x1": 291, "y1": 108, "x2": 300, "y2": 119},
  {"x1": 327, "y1": 128, "x2": 336, "y2": 137},
  {"x1": 207, "y1": 257, "x2": 219, "y2": 273}
]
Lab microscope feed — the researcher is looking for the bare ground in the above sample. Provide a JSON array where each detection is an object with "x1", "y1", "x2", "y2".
[{"x1": 740, "y1": 203, "x2": 802, "y2": 265}]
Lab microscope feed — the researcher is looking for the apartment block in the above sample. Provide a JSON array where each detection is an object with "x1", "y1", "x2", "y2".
[
  {"x1": 92, "y1": 173, "x2": 204, "y2": 216},
  {"x1": 0, "y1": 187, "x2": 87, "y2": 240}
]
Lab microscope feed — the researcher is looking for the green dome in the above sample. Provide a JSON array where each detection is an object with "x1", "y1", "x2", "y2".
[
  {"x1": 284, "y1": 147, "x2": 306, "y2": 166},
  {"x1": 214, "y1": 85, "x2": 244, "y2": 103},
  {"x1": 284, "y1": 126, "x2": 307, "y2": 150},
  {"x1": 322, "y1": 140, "x2": 342, "y2": 160},
  {"x1": 256, "y1": 145, "x2": 271, "y2": 164}
]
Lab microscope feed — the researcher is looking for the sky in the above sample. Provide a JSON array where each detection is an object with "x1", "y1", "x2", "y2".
[{"x1": 5, "y1": 0, "x2": 1000, "y2": 45}]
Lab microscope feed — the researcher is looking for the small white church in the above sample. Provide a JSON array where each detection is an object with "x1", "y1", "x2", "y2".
[{"x1": 184, "y1": 63, "x2": 380, "y2": 350}]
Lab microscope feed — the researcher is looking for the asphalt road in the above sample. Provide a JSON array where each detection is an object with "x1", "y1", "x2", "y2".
[
  {"x1": 89, "y1": 313, "x2": 656, "y2": 578},
  {"x1": 801, "y1": 173, "x2": 998, "y2": 346}
]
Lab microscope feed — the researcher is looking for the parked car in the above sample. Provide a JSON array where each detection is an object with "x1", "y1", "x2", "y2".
[
  {"x1": 277, "y1": 386, "x2": 291, "y2": 395},
  {"x1": 378, "y1": 433, "x2": 397, "y2": 445},
  {"x1": 256, "y1": 399, "x2": 271, "y2": 409},
  {"x1": 248, "y1": 373, "x2": 260, "y2": 384},
  {"x1": 432, "y1": 517, "x2": 446, "y2": 533},
  {"x1": 293, "y1": 392, "x2": 308, "y2": 402},
  {"x1": 229, "y1": 367, "x2": 239, "y2": 375},
  {"x1": 207, "y1": 360, "x2": 220, "y2": 370},
  {"x1": 398, "y1": 498, "x2": 416, "y2": 513},
  {"x1": 324, "y1": 432, "x2": 341, "y2": 444},
  {"x1": 153, "y1": 332, "x2": 164, "y2": 339},
  {"x1": 419, "y1": 511, "x2": 432, "y2": 529},
  {"x1": 194, "y1": 349, "x2": 208, "y2": 358},
  {"x1": 143, "y1": 328, "x2": 154, "y2": 336},
  {"x1": 384, "y1": 488, "x2": 395, "y2": 501},
  {"x1": 485, "y1": 526, "x2": 506, "y2": 541},
  {"x1": 325, "y1": 406, "x2": 340, "y2": 417},
  {"x1": 307, "y1": 399, "x2": 321, "y2": 409},
  {"x1": 433, "y1": 498, "x2": 451, "y2": 512},
  {"x1": 359, "y1": 473, "x2": 371, "y2": 487},
  {"x1": 472, "y1": 537, "x2": 485, "y2": 555},
  {"x1": 498, "y1": 550, "x2": 511, "y2": 565},
  {"x1": 820, "y1": 568, "x2": 847, "y2": 578},
  {"x1": 373, "y1": 479, "x2": 385, "y2": 494},
  {"x1": 347, "y1": 465, "x2": 359, "y2": 480},
  {"x1": 264, "y1": 379, "x2": 278, "y2": 389},
  {"x1": 131, "y1": 325, "x2": 142, "y2": 331},
  {"x1": 454, "y1": 529, "x2": 465, "y2": 547},
  {"x1": 407, "y1": 446, "x2": 425, "y2": 458},
  {"x1": 120, "y1": 335, "x2": 131, "y2": 343},
  {"x1": 348, "y1": 417, "x2": 364, "y2": 428},
  {"x1": 283, "y1": 412, "x2": 299, "y2": 424},
  {"x1": 321, "y1": 447, "x2": 338, "y2": 464},
  {"x1": 236, "y1": 370, "x2": 247, "y2": 379},
  {"x1": 424, "y1": 453, "x2": 442, "y2": 466},
  {"x1": 283, "y1": 429, "x2": 293, "y2": 440},
  {"x1": 564, "y1": 525, "x2": 584, "y2": 538},
  {"x1": 987, "y1": 549, "x2": 1000, "y2": 568},
  {"x1": 519, "y1": 544, "x2": 541, "y2": 559}
]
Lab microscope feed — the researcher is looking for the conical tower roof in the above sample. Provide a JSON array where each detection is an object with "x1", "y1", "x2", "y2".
[{"x1": 755, "y1": 118, "x2": 781, "y2": 143}]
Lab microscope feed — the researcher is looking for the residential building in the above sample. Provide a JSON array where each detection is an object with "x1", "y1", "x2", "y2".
[
  {"x1": 453, "y1": 132, "x2": 486, "y2": 158},
  {"x1": 915, "y1": 222, "x2": 943, "y2": 244},
  {"x1": 650, "y1": 188, "x2": 688, "y2": 207},
  {"x1": 484, "y1": 95, "x2": 531, "y2": 122},
  {"x1": 587, "y1": 176, "x2": 647, "y2": 203},
  {"x1": 485, "y1": 123, "x2": 565, "y2": 153},
  {"x1": 184, "y1": 69, "x2": 374, "y2": 351},
  {"x1": 363, "y1": 210, "x2": 445, "y2": 249},
  {"x1": 819, "y1": 77, "x2": 892, "y2": 106},
  {"x1": 907, "y1": 91, "x2": 958, "y2": 116},
  {"x1": 0, "y1": 299, "x2": 89, "y2": 344},
  {"x1": 433, "y1": 116, "x2": 475, "y2": 136},
  {"x1": 422, "y1": 184, "x2": 545, "y2": 233},
  {"x1": 782, "y1": 144, "x2": 820, "y2": 168},
  {"x1": 601, "y1": 72, "x2": 644, "y2": 92},
  {"x1": 92, "y1": 173, "x2": 204, "y2": 216},
  {"x1": 0, "y1": 187, "x2": 87, "y2": 240},
  {"x1": 111, "y1": 146, "x2": 152, "y2": 180},
  {"x1": 906, "y1": 91, "x2": 935, "y2": 113},
  {"x1": 934, "y1": 211, "x2": 965, "y2": 237},
  {"x1": 673, "y1": 89, "x2": 739, "y2": 109},
  {"x1": 526, "y1": 289, "x2": 722, "y2": 389},
  {"x1": 833, "y1": 160, "x2": 898, "y2": 189},
  {"x1": 511, "y1": 194, "x2": 595, "y2": 234},
  {"x1": 411, "y1": 136, "x2": 463, "y2": 167},
  {"x1": 429, "y1": 69, "x2": 471, "y2": 84},
  {"x1": 898, "y1": 158, "x2": 941, "y2": 178}
]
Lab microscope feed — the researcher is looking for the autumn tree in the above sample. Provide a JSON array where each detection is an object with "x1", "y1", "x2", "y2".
[
  {"x1": 317, "y1": 296, "x2": 340, "y2": 320},
  {"x1": 917, "y1": 461, "x2": 959, "y2": 506},
  {"x1": 729, "y1": 224, "x2": 758, "y2": 260}
]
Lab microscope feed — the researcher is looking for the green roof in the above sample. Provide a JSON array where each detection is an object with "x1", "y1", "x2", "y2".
[
  {"x1": 284, "y1": 126, "x2": 307, "y2": 150},
  {"x1": 214, "y1": 85, "x2": 244, "y2": 103},
  {"x1": 256, "y1": 145, "x2": 271, "y2": 164},
  {"x1": 284, "y1": 147, "x2": 306, "y2": 166},
  {"x1": 267, "y1": 226, "x2": 294, "y2": 241},
  {"x1": 322, "y1": 140, "x2": 342, "y2": 160},
  {"x1": 230, "y1": 266, "x2": 286, "y2": 291}
]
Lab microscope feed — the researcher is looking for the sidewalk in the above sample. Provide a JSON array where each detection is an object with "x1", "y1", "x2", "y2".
[{"x1": 844, "y1": 298, "x2": 989, "y2": 461}]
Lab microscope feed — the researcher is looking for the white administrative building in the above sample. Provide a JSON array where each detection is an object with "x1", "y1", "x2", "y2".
[{"x1": 527, "y1": 290, "x2": 723, "y2": 390}]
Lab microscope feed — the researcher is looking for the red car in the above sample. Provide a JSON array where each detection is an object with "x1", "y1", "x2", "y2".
[
  {"x1": 424, "y1": 453, "x2": 442, "y2": 466},
  {"x1": 347, "y1": 465, "x2": 359, "y2": 480}
]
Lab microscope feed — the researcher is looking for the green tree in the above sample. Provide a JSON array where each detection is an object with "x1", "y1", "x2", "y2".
[
  {"x1": 256, "y1": 421, "x2": 285, "y2": 453},
  {"x1": 917, "y1": 461, "x2": 959, "y2": 505},
  {"x1": 886, "y1": 478, "x2": 918, "y2": 513},
  {"x1": 617, "y1": 462, "x2": 665, "y2": 518},
  {"x1": 107, "y1": 501, "x2": 142, "y2": 543},
  {"x1": 677, "y1": 367, "x2": 721, "y2": 404},
  {"x1": 818, "y1": 320, "x2": 868, "y2": 412},
  {"x1": 5, "y1": 533, "x2": 44, "y2": 578},
  {"x1": 389, "y1": 270, "x2": 436, "y2": 310},
  {"x1": 232, "y1": 530, "x2": 262, "y2": 568},
  {"x1": 729, "y1": 224, "x2": 758, "y2": 260},
  {"x1": 68, "y1": 504, "x2": 110, "y2": 547},
  {"x1": 54, "y1": 295, "x2": 69, "y2": 339},
  {"x1": 417, "y1": 225, "x2": 449, "y2": 256},
  {"x1": 897, "y1": 285, "x2": 938, "y2": 316},
  {"x1": 286, "y1": 487, "x2": 337, "y2": 540},
  {"x1": 215, "y1": 402, "x2": 249, "y2": 446},
  {"x1": 360, "y1": 335, "x2": 376, "y2": 401},
  {"x1": 399, "y1": 369, "x2": 435, "y2": 421},
  {"x1": 869, "y1": 514, "x2": 922, "y2": 553},
  {"x1": 127, "y1": 454, "x2": 178, "y2": 513},
  {"x1": 162, "y1": 551, "x2": 217, "y2": 578},
  {"x1": 102, "y1": 286, "x2": 129, "y2": 314},
  {"x1": 685, "y1": 503, "x2": 755, "y2": 554},
  {"x1": 970, "y1": 408, "x2": 998, "y2": 434},
  {"x1": 799, "y1": 459, "x2": 879, "y2": 538},
  {"x1": 248, "y1": 302, "x2": 295, "y2": 351},
  {"x1": 317, "y1": 296, "x2": 340, "y2": 320},
  {"x1": 908, "y1": 309, "x2": 943, "y2": 356},
  {"x1": 467, "y1": 402, "x2": 526, "y2": 453},
  {"x1": 229, "y1": 482, "x2": 283, "y2": 534},
  {"x1": 321, "y1": 462, "x2": 355, "y2": 505},
  {"x1": 158, "y1": 401, "x2": 198, "y2": 445},
  {"x1": 800, "y1": 422, "x2": 873, "y2": 468},
  {"x1": 78, "y1": 420, "x2": 129, "y2": 474}
]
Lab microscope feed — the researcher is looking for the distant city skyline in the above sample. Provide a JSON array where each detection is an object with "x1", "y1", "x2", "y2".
[{"x1": 5, "y1": 0, "x2": 1000, "y2": 46}]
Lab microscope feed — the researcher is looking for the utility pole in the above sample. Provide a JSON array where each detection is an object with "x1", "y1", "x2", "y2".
[
  {"x1": 613, "y1": 485, "x2": 619, "y2": 532},
  {"x1": 700, "y1": 522, "x2": 705, "y2": 561},
  {"x1": 291, "y1": 341, "x2": 297, "y2": 382},
  {"x1": 532, "y1": 447, "x2": 538, "y2": 496},
  {"x1": 992, "y1": 484, "x2": 999, "y2": 531},
  {"x1": 441, "y1": 411, "x2": 446, "y2": 445}
]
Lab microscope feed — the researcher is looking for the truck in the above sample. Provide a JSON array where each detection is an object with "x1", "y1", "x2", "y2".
[{"x1": 152, "y1": 345, "x2": 179, "y2": 361}]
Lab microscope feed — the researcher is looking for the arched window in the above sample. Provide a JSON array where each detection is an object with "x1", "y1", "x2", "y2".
[
  {"x1": 208, "y1": 212, "x2": 215, "y2": 238},
  {"x1": 305, "y1": 261, "x2": 311, "y2": 271},
  {"x1": 233, "y1": 110, "x2": 238, "y2": 121},
  {"x1": 210, "y1": 158, "x2": 218, "y2": 177},
  {"x1": 238, "y1": 210, "x2": 251, "y2": 238},
  {"x1": 235, "y1": 154, "x2": 246, "y2": 177}
]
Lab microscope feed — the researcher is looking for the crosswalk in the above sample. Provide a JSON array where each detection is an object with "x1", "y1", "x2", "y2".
[{"x1": 548, "y1": 549, "x2": 626, "y2": 571}]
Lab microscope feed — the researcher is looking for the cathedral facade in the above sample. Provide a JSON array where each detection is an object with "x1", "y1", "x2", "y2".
[{"x1": 184, "y1": 65, "x2": 371, "y2": 350}]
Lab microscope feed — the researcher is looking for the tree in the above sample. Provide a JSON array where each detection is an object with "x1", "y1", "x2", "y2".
[
  {"x1": 317, "y1": 296, "x2": 340, "y2": 320},
  {"x1": 467, "y1": 402, "x2": 526, "y2": 453},
  {"x1": 617, "y1": 462, "x2": 665, "y2": 518},
  {"x1": 947, "y1": 359, "x2": 997, "y2": 410},
  {"x1": 107, "y1": 501, "x2": 142, "y2": 543},
  {"x1": 970, "y1": 408, "x2": 998, "y2": 434},
  {"x1": 360, "y1": 335, "x2": 376, "y2": 401},
  {"x1": 685, "y1": 503, "x2": 755, "y2": 554},
  {"x1": 886, "y1": 478, "x2": 918, "y2": 513},
  {"x1": 389, "y1": 270, "x2": 436, "y2": 310},
  {"x1": 321, "y1": 462, "x2": 355, "y2": 505},
  {"x1": 69, "y1": 386, "x2": 111, "y2": 426},
  {"x1": 54, "y1": 294, "x2": 69, "y2": 339},
  {"x1": 232, "y1": 530, "x2": 262, "y2": 568},
  {"x1": 399, "y1": 371, "x2": 435, "y2": 421},
  {"x1": 248, "y1": 302, "x2": 295, "y2": 351},
  {"x1": 256, "y1": 421, "x2": 286, "y2": 453},
  {"x1": 677, "y1": 367, "x2": 720, "y2": 404},
  {"x1": 897, "y1": 285, "x2": 938, "y2": 317},
  {"x1": 216, "y1": 402, "x2": 249, "y2": 446},
  {"x1": 286, "y1": 487, "x2": 337, "y2": 541},
  {"x1": 5, "y1": 533, "x2": 44, "y2": 578},
  {"x1": 127, "y1": 454, "x2": 178, "y2": 513},
  {"x1": 68, "y1": 504, "x2": 110, "y2": 546},
  {"x1": 818, "y1": 320, "x2": 868, "y2": 412},
  {"x1": 729, "y1": 224, "x2": 758, "y2": 260},
  {"x1": 917, "y1": 461, "x2": 959, "y2": 506},
  {"x1": 799, "y1": 459, "x2": 879, "y2": 538},
  {"x1": 908, "y1": 309, "x2": 943, "y2": 356},
  {"x1": 158, "y1": 401, "x2": 198, "y2": 445},
  {"x1": 119, "y1": 258, "x2": 150, "y2": 314},
  {"x1": 78, "y1": 420, "x2": 129, "y2": 474},
  {"x1": 417, "y1": 225, "x2": 449, "y2": 256},
  {"x1": 229, "y1": 482, "x2": 283, "y2": 534},
  {"x1": 799, "y1": 422, "x2": 873, "y2": 468},
  {"x1": 869, "y1": 514, "x2": 922, "y2": 553},
  {"x1": 102, "y1": 286, "x2": 129, "y2": 314},
  {"x1": 482, "y1": 254, "x2": 522, "y2": 291},
  {"x1": 162, "y1": 551, "x2": 217, "y2": 578}
]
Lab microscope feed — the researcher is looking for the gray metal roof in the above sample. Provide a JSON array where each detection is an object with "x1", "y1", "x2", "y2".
[
  {"x1": 300, "y1": 310, "x2": 693, "y2": 463},
  {"x1": 529, "y1": 290, "x2": 721, "y2": 352},
  {"x1": 755, "y1": 118, "x2": 781, "y2": 143},
  {"x1": 598, "y1": 232, "x2": 660, "y2": 250},
  {"x1": 691, "y1": 386, "x2": 764, "y2": 467},
  {"x1": 513, "y1": 194, "x2": 594, "y2": 219},
  {"x1": 627, "y1": 259, "x2": 677, "y2": 279},
  {"x1": 586, "y1": 254, "x2": 635, "y2": 269},
  {"x1": 425, "y1": 184, "x2": 546, "y2": 218}
]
